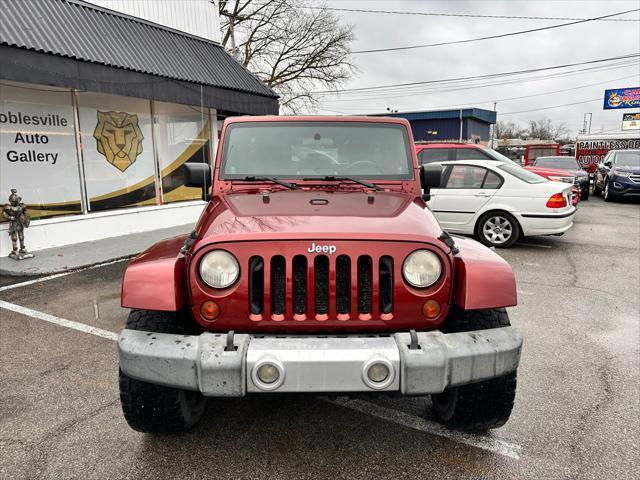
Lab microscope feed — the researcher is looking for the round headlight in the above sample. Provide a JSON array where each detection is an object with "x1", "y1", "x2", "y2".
[
  {"x1": 403, "y1": 250, "x2": 442, "y2": 288},
  {"x1": 199, "y1": 250, "x2": 239, "y2": 288}
]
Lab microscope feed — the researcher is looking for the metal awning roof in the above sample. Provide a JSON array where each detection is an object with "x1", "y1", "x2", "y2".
[{"x1": 0, "y1": 0, "x2": 278, "y2": 114}]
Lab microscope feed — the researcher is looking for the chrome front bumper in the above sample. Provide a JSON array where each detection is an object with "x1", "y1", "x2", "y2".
[{"x1": 118, "y1": 328, "x2": 522, "y2": 396}]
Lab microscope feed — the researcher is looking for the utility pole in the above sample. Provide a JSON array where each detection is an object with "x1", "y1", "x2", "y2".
[
  {"x1": 581, "y1": 113, "x2": 593, "y2": 135},
  {"x1": 489, "y1": 101, "x2": 497, "y2": 148},
  {"x1": 459, "y1": 109, "x2": 463, "y2": 142}
]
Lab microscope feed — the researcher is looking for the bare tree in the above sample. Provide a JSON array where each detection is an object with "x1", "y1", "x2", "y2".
[
  {"x1": 219, "y1": 1, "x2": 356, "y2": 113},
  {"x1": 494, "y1": 121, "x2": 526, "y2": 139},
  {"x1": 526, "y1": 118, "x2": 569, "y2": 140}
]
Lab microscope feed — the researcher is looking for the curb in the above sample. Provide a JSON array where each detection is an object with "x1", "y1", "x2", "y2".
[{"x1": 0, "y1": 253, "x2": 137, "y2": 277}]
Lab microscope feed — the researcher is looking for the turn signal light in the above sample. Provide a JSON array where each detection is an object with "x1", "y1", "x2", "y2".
[
  {"x1": 422, "y1": 300, "x2": 441, "y2": 319},
  {"x1": 546, "y1": 193, "x2": 566, "y2": 208},
  {"x1": 201, "y1": 301, "x2": 220, "y2": 321}
]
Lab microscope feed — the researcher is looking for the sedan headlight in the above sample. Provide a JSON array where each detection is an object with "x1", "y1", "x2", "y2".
[
  {"x1": 548, "y1": 175, "x2": 575, "y2": 184},
  {"x1": 199, "y1": 250, "x2": 240, "y2": 288},
  {"x1": 403, "y1": 250, "x2": 442, "y2": 288}
]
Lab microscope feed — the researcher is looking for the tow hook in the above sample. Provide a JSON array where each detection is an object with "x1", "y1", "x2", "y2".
[
  {"x1": 409, "y1": 329, "x2": 421, "y2": 350},
  {"x1": 225, "y1": 330, "x2": 237, "y2": 352}
]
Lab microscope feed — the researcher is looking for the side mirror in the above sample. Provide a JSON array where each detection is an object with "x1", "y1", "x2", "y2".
[
  {"x1": 184, "y1": 163, "x2": 212, "y2": 201},
  {"x1": 603, "y1": 160, "x2": 612, "y2": 169},
  {"x1": 420, "y1": 164, "x2": 442, "y2": 201}
]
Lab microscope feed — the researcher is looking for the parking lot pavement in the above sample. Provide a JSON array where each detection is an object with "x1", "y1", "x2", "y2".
[{"x1": 1, "y1": 197, "x2": 638, "y2": 479}]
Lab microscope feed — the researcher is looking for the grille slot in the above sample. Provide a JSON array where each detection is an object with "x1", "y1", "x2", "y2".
[
  {"x1": 292, "y1": 255, "x2": 307, "y2": 314},
  {"x1": 271, "y1": 256, "x2": 286, "y2": 315},
  {"x1": 336, "y1": 255, "x2": 351, "y2": 314},
  {"x1": 246, "y1": 253, "x2": 394, "y2": 320},
  {"x1": 314, "y1": 255, "x2": 329, "y2": 315},
  {"x1": 357, "y1": 256, "x2": 372, "y2": 314},
  {"x1": 379, "y1": 256, "x2": 394, "y2": 314},
  {"x1": 248, "y1": 256, "x2": 264, "y2": 315}
]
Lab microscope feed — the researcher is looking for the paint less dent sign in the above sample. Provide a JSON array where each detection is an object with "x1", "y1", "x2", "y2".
[
  {"x1": 576, "y1": 137, "x2": 640, "y2": 171},
  {"x1": 603, "y1": 87, "x2": 640, "y2": 110}
]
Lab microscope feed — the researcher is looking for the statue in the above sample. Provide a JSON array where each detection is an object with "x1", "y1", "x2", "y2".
[{"x1": 3, "y1": 189, "x2": 34, "y2": 260}]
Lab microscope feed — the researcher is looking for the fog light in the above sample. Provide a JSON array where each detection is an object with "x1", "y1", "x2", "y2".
[
  {"x1": 367, "y1": 363, "x2": 389, "y2": 383},
  {"x1": 200, "y1": 301, "x2": 220, "y2": 321},
  {"x1": 362, "y1": 356, "x2": 395, "y2": 390},
  {"x1": 257, "y1": 364, "x2": 280, "y2": 384},
  {"x1": 422, "y1": 300, "x2": 440, "y2": 319}
]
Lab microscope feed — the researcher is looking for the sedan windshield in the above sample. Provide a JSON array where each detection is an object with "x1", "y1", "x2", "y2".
[
  {"x1": 614, "y1": 151, "x2": 640, "y2": 167},
  {"x1": 534, "y1": 156, "x2": 579, "y2": 170},
  {"x1": 220, "y1": 122, "x2": 413, "y2": 180}
]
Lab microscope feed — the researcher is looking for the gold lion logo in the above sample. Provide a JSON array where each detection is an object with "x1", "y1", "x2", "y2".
[{"x1": 93, "y1": 111, "x2": 144, "y2": 172}]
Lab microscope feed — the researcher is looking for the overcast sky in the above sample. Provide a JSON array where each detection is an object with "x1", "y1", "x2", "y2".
[{"x1": 309, "y1": 0, "x2": 640, "y2": 135}]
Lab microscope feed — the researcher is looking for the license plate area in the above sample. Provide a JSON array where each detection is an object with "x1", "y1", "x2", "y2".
[{"x1": 246, "y1": 336, "x2": 400, "y2": 393}]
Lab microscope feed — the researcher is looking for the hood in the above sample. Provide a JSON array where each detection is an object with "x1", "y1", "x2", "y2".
[
  {"x1": 525, "y1": 166, "x2": 578, "y2": 178},
  {"x1": 193, "y1": 190, "x2": 444, "y2": 249},
  {"x1": 612, "y1": 165, "x2": 640, "y2": 174}
]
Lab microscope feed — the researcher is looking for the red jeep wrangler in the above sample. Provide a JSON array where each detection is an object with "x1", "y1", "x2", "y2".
[{"x1": 118, "y1": 116, "x2": 522, "y2": 433}]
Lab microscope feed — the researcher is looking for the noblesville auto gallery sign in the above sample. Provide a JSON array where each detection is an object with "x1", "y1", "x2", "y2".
[
  {"x1": 0, "y1": 100, "x2": 83, "y2": 211},
  {"x1": 603, "y1": 87, "x2": 640, "y2": 110},
  {"x1": 622, "y1": 112, "x2": 640, "y2": 130}
]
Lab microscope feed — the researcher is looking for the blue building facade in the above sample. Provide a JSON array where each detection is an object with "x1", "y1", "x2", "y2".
[{"x1": 369, "y1": 108, "x2": 497, "y2": 143}]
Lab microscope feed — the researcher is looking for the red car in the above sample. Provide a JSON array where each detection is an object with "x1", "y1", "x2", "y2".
[
  {"x1": 524, "y1": 165, "x2": 581, "y2": 206},
  {"x1": 415, "y1": 142, "x2": 511, "y2": 164},
  {"x1": 118, "y1": 116, "x2": 523, "y2": 434}
]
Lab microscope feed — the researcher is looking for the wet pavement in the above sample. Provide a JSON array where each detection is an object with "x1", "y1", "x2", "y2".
[{"x1": 1, "y1": 197, "x2": 638, "y2": 479}]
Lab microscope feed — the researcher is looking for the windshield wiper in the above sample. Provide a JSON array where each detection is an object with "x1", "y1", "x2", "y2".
[
  {"x1": 242, "y1": 176, "x2": 298, "y2": 190},
  {"x1": 302, "y1": 176, "x2": 383, "y2": 191}
]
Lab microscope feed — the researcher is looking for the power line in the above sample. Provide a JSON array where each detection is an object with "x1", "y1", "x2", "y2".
[
  {"x1": 310, "y1": 53, "x2": 640, "y2": 94},
  {"x1": 321, "y1": 74, "x2": 638, "y2": 109},
  {"x1": 500, "y1": 98, "x2": 602, "y2": 115},
  {"x1": 320, "y1": 64, "x2": 639, "y2": 102},
  {"x1": 351, "y1": 8, "x2": 639, "y2": 54},
  {"x1": 304, "y1": 5, "x2": 640, "y2": 22}
]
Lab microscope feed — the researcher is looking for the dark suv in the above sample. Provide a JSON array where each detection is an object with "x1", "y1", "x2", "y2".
[
  {"x1": 415, "y1": 143, "x2": 513, "y2": 164},
  {"x1": 593, "y1": 149, "x2": 640, "y2": 201}
]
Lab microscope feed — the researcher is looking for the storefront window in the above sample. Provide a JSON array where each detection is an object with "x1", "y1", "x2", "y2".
[
  {"x1": 77, "y1": 92, "x2": 157, "y2": 211},
  {"x1": 153, "y1": 102, "x2": 212, "y2": 203},
  {"x1": 0, "y1": 81, "x2": 82, "y2": 221}
]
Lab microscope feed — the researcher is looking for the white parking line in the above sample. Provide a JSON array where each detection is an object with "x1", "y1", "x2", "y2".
[
  {"x1": 0, "y1": 258, "x2": 131, "y2": 293},
  {"x1": 333, "y1": 399, "x2": 521, "y2": 460},
  {"x1": 0, "y1": 300, "x2": 118, "y2": 341},
  {"x1": 0, "y1": 297, "x2": 522, "y2": 461}
]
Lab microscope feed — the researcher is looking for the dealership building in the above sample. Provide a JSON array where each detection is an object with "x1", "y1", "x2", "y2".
[
  {"x1": 369, "y1": 108, "x2": 497, "y2": 143},
  {"x1": 0, "y1": 0, "x2": 278, "y2": 256}
]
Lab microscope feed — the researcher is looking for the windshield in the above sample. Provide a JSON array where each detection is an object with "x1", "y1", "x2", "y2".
[
  {"x1": 220, "y1": 122, "x2": 413, "y2": 179},
  {"x1": 498, "y1": 162, "x2": 546, "y2": 184},
  {"x1": 534, "y1": 156, "x2": 579, "y2": 169},
  {"x1": 614, "y1": 151, "x2": 640, "y2": 167},
  {"x1": 483, "y1": 148, "x2": 516, "y2": 163}
]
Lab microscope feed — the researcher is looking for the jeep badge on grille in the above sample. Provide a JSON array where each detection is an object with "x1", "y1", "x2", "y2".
[{"x1": 307, "y1": 242, "x2": 337, "y2": 254}]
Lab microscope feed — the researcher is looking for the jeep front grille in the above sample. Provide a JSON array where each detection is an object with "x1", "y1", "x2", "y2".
[{"x1": 248, "y1": 254, "x2": 394, "y2": 321}]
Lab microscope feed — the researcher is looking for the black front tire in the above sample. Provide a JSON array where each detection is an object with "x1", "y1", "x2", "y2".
[
  {"x1": 603, "y1": 180, "x2": 615, "y2": 202},
  {"x1": 581, "y1": 188, "x2": 589, "y2": 200},
  {"x1": 431, "y1": 308, "x2": 517, "y2": 431},
  {"x1": 593, "y1": 178, "x2": 602, "y2": 196},
  {"x1": 119, "y1": 310, "x2": 207, "y2": 433}
]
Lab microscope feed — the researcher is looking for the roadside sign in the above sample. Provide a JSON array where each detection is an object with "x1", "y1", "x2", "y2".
[
  {"x1": 622, "y1": 112, "x2": 640, "y2": 130},
  {"x1": 603, "y1": 87, "x2": 640, "y2": 110}
]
